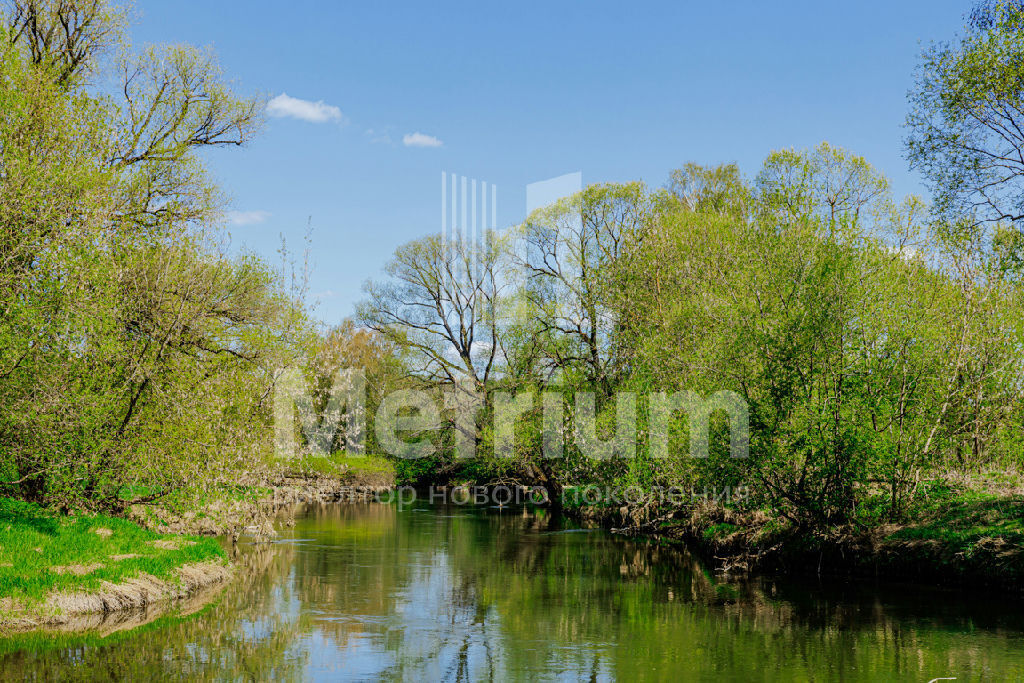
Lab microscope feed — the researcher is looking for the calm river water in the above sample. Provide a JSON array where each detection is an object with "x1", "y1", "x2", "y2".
[{"x1": 2, "y1": 501, "x2": 1024, "y2": 681}]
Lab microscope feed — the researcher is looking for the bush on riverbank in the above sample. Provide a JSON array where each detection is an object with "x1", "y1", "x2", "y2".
[{"x1": 585, "y1": 482, "x2": 1024, "y2": 588}]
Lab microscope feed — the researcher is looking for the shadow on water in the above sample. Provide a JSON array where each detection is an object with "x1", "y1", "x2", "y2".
[{"x1": 2, "y1": 500, "x2": 1023, "y2": 681}]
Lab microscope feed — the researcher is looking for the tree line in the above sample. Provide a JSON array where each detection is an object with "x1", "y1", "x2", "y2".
[{"x1": 357, "y1": 1, "x2": 1024, "y2": 528}]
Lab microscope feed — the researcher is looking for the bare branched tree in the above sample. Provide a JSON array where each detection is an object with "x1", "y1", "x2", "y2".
[
  {"x1": 517, "y1": 182, "x2": 655, "y2": 394},
  {"x1": 360, "y1": 231, "x2": 505, "y2": 390}
]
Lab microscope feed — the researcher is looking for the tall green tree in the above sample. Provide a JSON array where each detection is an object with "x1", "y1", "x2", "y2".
[
  {"x1": 907, "y1": 0, "x2": 1024, "y2": 227},
  {"x1": 0, "y1": 0, "x2": 310, "y2": 509}
]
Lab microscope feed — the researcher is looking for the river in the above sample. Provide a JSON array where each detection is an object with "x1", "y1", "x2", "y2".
[{"x1": 1, "y1": 500, "x2": 1023, "y2": 680}]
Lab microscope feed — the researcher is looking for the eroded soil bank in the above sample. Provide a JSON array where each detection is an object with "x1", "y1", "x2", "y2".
[{"x1": 0, "y1": 562, "x2": 231, "y2": 632}]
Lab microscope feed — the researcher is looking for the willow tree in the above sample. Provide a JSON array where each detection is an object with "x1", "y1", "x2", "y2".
[
  {"x1": 0, "y1": 0, "x2": 307, "y2": 509},
  {"x1": 359, "y1": 232, "x2": 506, "y2": 390},
  {"x1": 358, "y1": 232, "x2": 508, "y2": 468},
  {"x1": 905, "y1": 0, "x2": 1024, "y2": 479}
]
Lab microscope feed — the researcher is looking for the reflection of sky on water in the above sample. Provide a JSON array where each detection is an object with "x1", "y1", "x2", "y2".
[{"x1": 281, "y1": 507, "x2": 615, "y2": 681}]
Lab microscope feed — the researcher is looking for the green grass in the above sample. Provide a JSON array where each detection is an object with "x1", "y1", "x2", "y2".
[
  {"x1": 884, "y1": 491, "x2": 1024, "y2": 564},
  {"x1": 863, "y1": 492, "x2": 1024, "y2": 581},
  {"x1": 0, "y1": 497, "x2": 225, "y2": 605},
  {"x1": 702, "y1": 522, "x2": 740, "y2": 541},
  {"x1": 291, "y1": 452, "x2": 396, "y2": 482}
]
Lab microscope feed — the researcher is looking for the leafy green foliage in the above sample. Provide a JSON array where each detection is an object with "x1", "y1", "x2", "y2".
[
  {"x1": 0, "y1": 1, "x2": 312, "y2": 510},
  {"x1": 364, "y1": 139, "x2": 1024, "y2": 533},
  {"x1": 907, "y1": 0, "x2": 1024, "y2": 226}
]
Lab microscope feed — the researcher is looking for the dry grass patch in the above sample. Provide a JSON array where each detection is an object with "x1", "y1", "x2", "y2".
[{"x1": 147, "y1": 539, "x2": 196, "y2": 551}]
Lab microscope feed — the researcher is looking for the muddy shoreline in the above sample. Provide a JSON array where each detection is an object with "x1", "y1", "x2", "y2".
[{"x1": 0, "y1": 562, "x2": 232, "y2": 633}]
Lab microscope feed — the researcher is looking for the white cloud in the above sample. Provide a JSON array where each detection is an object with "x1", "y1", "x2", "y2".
[
  {"x1": 228, "y1": 210, "x2": 270, "y2": 226},
  {"x1": 267, "y1": 93, "x2": 345, "y2": 124},
  {"x1": 402, "y1": 132, "x2": 443, "y2": 148}
]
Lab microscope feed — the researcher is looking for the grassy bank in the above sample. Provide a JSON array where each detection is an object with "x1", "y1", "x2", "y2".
[
  {"x1": 0, "y1": 457, "x2": 398, "y2": 630},
  {"x1": 560, "y1": 483, "x2": 1024, "y2": 590},
  {"x1": 118, "y1": 455, "x2": 396, "y2": 536},
  {"x1": 286, "y1": 453, "x2": 397, "y2": 487},
  {"x1": 0, "y1": 497, "x2": 228, "y2": 626}
]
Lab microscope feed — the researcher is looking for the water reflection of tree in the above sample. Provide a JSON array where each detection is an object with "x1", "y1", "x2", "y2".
[
  {"x1": 6, "y1": 503, "x2": 1024, "y2": 680},
  {"x1": 370, "y1": 505, "x2": 1024, "y2": 681}
]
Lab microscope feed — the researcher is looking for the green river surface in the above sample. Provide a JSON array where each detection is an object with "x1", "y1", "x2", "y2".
[{"x1": 1, "y1": 500, "x2": 1023, "y2": 681}]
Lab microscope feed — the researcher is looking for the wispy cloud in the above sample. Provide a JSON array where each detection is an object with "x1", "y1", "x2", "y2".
[
  {"x1": 403, "y1": 132, "x2": 443, "y2": 148},
  {"x1": 228, "y1": 210, "x2": 271, "y2": 226},
  {"x1": 365, "y1": 128, "x2": 393, "y2": 145},
  {"x1": 267, "y1": 93, "x2": 345, "y2": 124}
]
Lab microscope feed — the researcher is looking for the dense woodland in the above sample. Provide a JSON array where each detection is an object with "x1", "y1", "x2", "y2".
[{"x1": 4, "y1": 0, "x2": 1024, "y2": 537}]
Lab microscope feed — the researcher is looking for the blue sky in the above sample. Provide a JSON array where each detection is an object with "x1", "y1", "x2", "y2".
[{"x1": 133, "y1": 0, "x2": 969, "y2": 323}]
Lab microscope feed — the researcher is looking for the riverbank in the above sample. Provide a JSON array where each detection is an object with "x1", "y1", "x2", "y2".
[
  {"x1": 0, "y1": 456, "x2": 398, "y2": 632},
  {"x1": 125, "y1": 454, "x2": 397, "y2": 537},
  {"x1": 0, "y1": 498, "x2": 230, "y2": 631},
  {"x1": 570, "y1": 487, "x2": 1024, "y2": 590},
  {"x1": 235, "y1": 459, "x2": 1024, "y2": 593}
]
